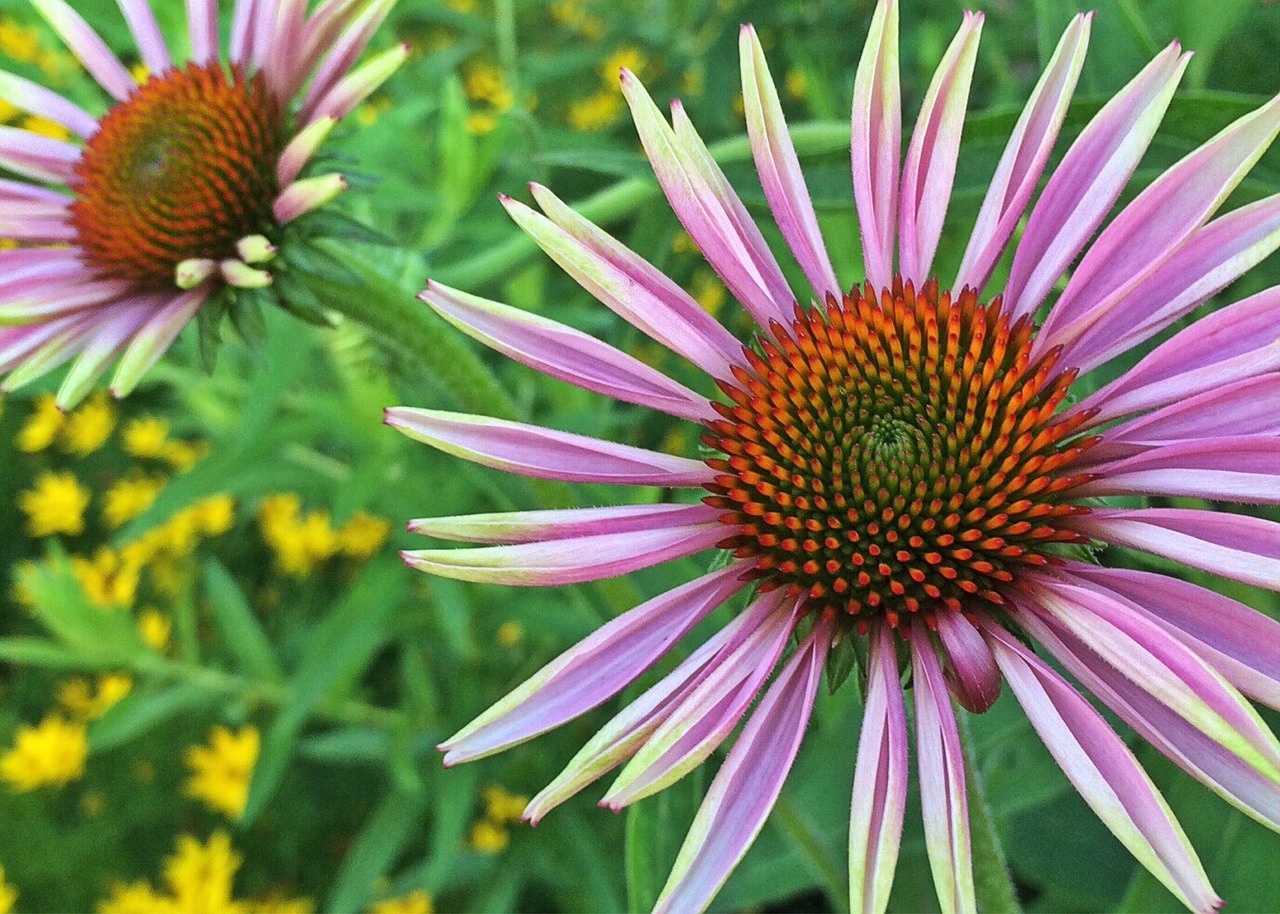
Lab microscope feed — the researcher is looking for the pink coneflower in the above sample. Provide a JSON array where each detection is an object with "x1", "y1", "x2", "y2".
[
  {"x1": 388, "y1": 3, "x2": 1280, "y2": 911},
  {"x1": 0, "y1": 0, "x2": 406, "y2": 406}
]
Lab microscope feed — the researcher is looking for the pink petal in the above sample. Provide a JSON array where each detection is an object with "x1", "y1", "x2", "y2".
[
  {"x1": 739, "y1": 25, "x2": 839, "y2": 298},
  {"x1": 653, "y1": 613, "x2": 830, "y2": 914},
  {"x1": 31, "y1": 0, "x2": 135, "y2": 101},
  {"x1": 118, "y1": 0, "x2": 171, "y2": 75},
  {"x1": 1078, "y1": 437, "x2": 1280, "y2": 504},
  {"x1": 438, "y1": 565, "x2": 747, "y2": 765},
  {"x1": 301, "y1": 0, "x2": 394, "y2": 120},
  {"x1": 936, "y1": 611, "x2": 1001, "y2": 713},
  {"x1": 848, "y1": 623, "x2": 908, "y2": 914},
  {"x1": 523, "y1": 184, "x2": 743, "y2": 378},
  {"x1": 954, "y1": 13, "x2": 1091, "y2": 292},
  {"x1": 409, "y1": 502, "x2": 720, "y2": 544},
  {"x1": 1041, "y1": 92, "x2": 1280, "y2": 356},
  {"x1": 421, "y1": 280, "x2": 714, "y2": 422},
  {"x1": 0, "y1": 125, "x2": 81, "y2": 183},
  {"x1": 384, "y1": 407, "x2": 714, "y2": 487},
  {"x1": 602, "y1": 591, "x2": 799, "y2": 809},
  {"x1": 1078, "y1": 286, "x2": 1280, "y2": 424},
  {"x1": 911, "y1": 624, "x2": 974, "y2": 914},
  {"x1": 301, "y1": 0, "x2": 365, "y2": 69},
  {"x1": 186, "y1": 0, "x2": 218, "y2": 64},
  {"x1": 1064, "y1": 192, "x2": 1280, "y2": 372},
  {"x1": 401, "y1": 522, "x2": 726, "y2": 587},
  {"x1": 897, "y1": 11, "x2": 983, "y2": 287},
  {"x1": 110, "y1": 287, "x2": 207, "y2": 398},
  {"x1": 621, "y1": 70, "x2": 794, "y2": 330},
  {"x1": 1059, "y1": 563, "x2": 1280, "y2": 712},
  {"x1": 0, "y1": 70, "x2": 98, "y2": 138},
  {"x1": 1074, "y1": 508, "x2": 1280, "y2": 591},
  {"x1": 1004, "y1": 43, "x2": 1189, "y2": 320},
  {"x1": 984, "y1": 620, "x2": 1220, "y2": 913},
  {"x1": 55, "y1": 300, "x2": 158, "y2": 407},
  {"x1": 851, "y1": 0, "x2": 901, "y2": 291},
  {"x1": 229, "y1": 0, "x2": 258, "y2": 65}
]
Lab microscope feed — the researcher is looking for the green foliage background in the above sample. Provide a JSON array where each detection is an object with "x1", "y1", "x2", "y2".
[{"x1": 1, "y1": 0, "x2": 1279, "y2": 911}]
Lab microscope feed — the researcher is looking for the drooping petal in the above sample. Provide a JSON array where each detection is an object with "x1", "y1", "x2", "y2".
[
  {"x1": 653, "y1": 614, "x2": 830, "y2": 914},
  {"x1": 437, "y1": 565, "x2": 746, "y2": 765},
  {"x1": 400, "y1": 522, "x2": 726, "y2": 586},
  {"x1": 56, "y1": 302, "x2": 158, "y2": 408},
  {"x1": 897, "y1": 11, "x2": 983, "y2": 286},
  {"x1": 1004, "y1": 43, "x2": 1189, "y2": 320},
  {"x1": 954, "y1": 13, "x2": 1090, "y2": 292},
  {"x1": 601, "y1": 592, "x2": 799, "y2": 809},
  {"x1": 984, "y1": 621, "x2": 1220, "y2": 913},
  {"x1": 409, "y1": 502, "x2": 720, "y2": 544},
  {"x1": 936, "y1": 611, "x2": 1001, "y2": 713},
  {"x1": 851, "y1": 0, "x2": 901, "y2": 290},
  {"x1": 1077, "y1": 286, "x2": 1280, "y2": 423},
  {"x1": 1064, "y1": 192, "x2": 1280, "y2": 372},
  {"x1": 0, "y1": 70, "x2": 98, "y2": 138},
  {"x1": 1021, "y1": 583, "x2": 1280, "y2": 832},
  {"x1": 421, "y1": 280, "x2": 714, "y2": 422},
  {"x1": 1074, "y1": 508, "x2": 1280, "y2": 591},
  {"x1": 186, "y1": 0, "x2": 218, "y2": 65},
  {"x1": 117, "y1": 0, "x2": 171, "y2": 76},
  {"x1": 520, "y1": 184, "x2": 743, "y2": 377},
  {"x1": 848, "y1": 622, "x2": 909, "y2": 914},
  {"x1": 384, "y1": 408, "x2": 715, "y2": 487},
  {"x1": 1078, "y1": 437, "x2": 1280, "y2": 505},
  {"x1": 911, "y1": 625, "x2": 974, "y2": 914},
  {"x1": 739, "y1": 25, "x2": 839, "y2": 298},
  {"x1": 109, "y1": 288, "x2": 210, "y2": 398},
  {"x1": 1040, "y1": 92, "x2": 1280, "y2": 354},
  {"x1": 621, "y1": 70, "x2": 795, "y2": 330},
  {"x1": 1059, "y1": 563, "x2": 1280, "y2": 711},
  {"x1": 0, "y1": 125, "x2": 82, "y2": 183},
  {"x1": 276, "y1": 116, "x2": 336, "y2": 187},
  {"x1": 31, "y1": 0, "x2": 135, "y2": 101},
  {"x1": 308, "y1": 42, "x2": 408, "y2": 122},
  {"x1": 301, "y1": 0, "x2": 395, "y2": 120}
]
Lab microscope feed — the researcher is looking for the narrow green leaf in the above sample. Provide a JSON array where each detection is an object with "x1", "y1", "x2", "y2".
[
  {"x1": 89, "y1": 683, "x2": 215, "y2": 753},
  {"x1": 625, "y1": 765, "x2": 704, "y2": 911},
  {"x1": 203, "y1": 559, "x2": 283, "y2": 683},
  {"x1": 326, "y1": 784, "x2": 430, "y2": 914}
]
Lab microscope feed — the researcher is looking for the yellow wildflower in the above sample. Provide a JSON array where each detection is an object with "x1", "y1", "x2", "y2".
[
  {"x1": 785, "y1": 68, "x2": 808, "y2": 100},
  {"x1": 0, "y1": 19, "x2": 40, "y2": 63},
  {"x1": 10, "y1": 560, "x2": 38, "y2": 610},
  {"x1": 251, "y1": 896, "x2": 314, "y2": 914},
  {"x1": 60, "y1": 394, "x2": 116, "y2": 456},
  {"x1": 567, "y1": 90, "x2": 623, "y2": 131},
  {"x1": 185, "y1": 726, "x2": 260, "y2": 819},
  {"x1": 192, "y1": 495, "x2": 236, "y2": 537},
  {"x1": 161, "y1": 439, "x2": 205, "y2": 470},
  {"x1": 468, "y1": 819, "x2": 509, "y2": 854},
  {"x1": 690, "y1": 267, "x2": 727, "y2": 315},
  {"x1": 19, "y1": 471, "x2": 91, "y2": 537},
  {"x1": 496, "y1": 620, "x2": 523, "y2": 647},
  {"x1": 337, "y1": 512, "x2": 391, "y2": 560},
  {"x1": 137, "y1": 608, "x2": 172, "y2": 651},
  {"x1": 72, "y1": 549, "x2": 140, "y2": 608},
  {"x1": 466, "y1": 111, "x2": 498, "y2": 135},
  {"x1": 368, "y1": 891, "x2": 434, "y2": 914},
  {"x1": 260, "y1": 496, "x2": 340, "y2": 576},
  {"x1": 482, "y1": 784, "x2": 529, "y2": 824},
  {"x1": 130, "y1": 62, "x2": 150, "y2": 84},
  {"x1": 103, "y1": 475, "x2": 165, "y2": 528},
  {"x1": 58, "y1": 674, "x2": 132, "y2": 720},
  {"x1": 601, "y1": 46, "x2": 647, "y2": 82},
  {"x1": 164, "y1": 832, "x2": 246, "y2": 914},
  {"x1": 0, "y1": 865, "x2": 16, "y2": 914},
  {"x1": 97, "y1": 880, "x2": 173, "y2": 914},
  {"x1": 462, "y1": 60, "x2": 513, "y2": 111},
  {"x1": 20, "y1": 114, "x2": 70, "y2": 140},
  {"x1": 17, "y1": 394, "x2": 64, "y2": 453},
  {"x1": 0, "y1": 714, "x2": 88, "y2": 791},
  {"x1": 671, "y1": 230, "x2": 699, "y2": 255},
  {"x1": 122, "y1": 416, "x2": 169, "y2": 458}
]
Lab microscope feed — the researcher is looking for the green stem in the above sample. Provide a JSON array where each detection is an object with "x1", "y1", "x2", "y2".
[
  {"x1": 303, "y1": 245, "x2": 520, "y2": 421},
  {"x1": 434, "y1": 119, "x2": 851, "y2": 290},
  {"x1": 958, "y1": 712, "x2": 1022, "y2": 914}
]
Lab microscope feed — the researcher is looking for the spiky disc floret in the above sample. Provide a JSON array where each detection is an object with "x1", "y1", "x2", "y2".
[
  {"x1": 71, "y1": 63, "x2": 284, "y2": 288},
  {"x1": 702, "y1": 279, "x2": 1100, "y2": 626}
]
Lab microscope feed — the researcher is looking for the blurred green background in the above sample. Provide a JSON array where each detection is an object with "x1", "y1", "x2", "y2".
[{"x1": 1, "y1": 0, "x2": 1279, "y2": 911}]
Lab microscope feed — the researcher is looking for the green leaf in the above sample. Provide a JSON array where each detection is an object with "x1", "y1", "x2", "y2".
[
  {"x1": 203, "y1": 559, "x2": 283, "y2": 683},
  {"x1": 326, "y1": 784, "x2": 430, "y2": 914},
  {"x1": 19, "y1": 550, "x2": 149, "y2": 665},
  {"x1": 89, "y1": 683, "x2": 216, "y2": 753},
  {"x1": 0, "y1": 637, "x2": 95, "y2": 671},
  {"x1": 625, "y1": 765, "x2": 705, "y2": 912}
]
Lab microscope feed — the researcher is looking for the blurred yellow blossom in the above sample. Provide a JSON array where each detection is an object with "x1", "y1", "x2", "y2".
[
  {"x1": 192, "y1": 495, "x2": 236, "y2": 537},
  {"x1": 122, "y1": 416, "x2": 169, "y2": 458},
  {"x1": 20, "y1": 113, "x2": 70, "y2": 140},
  {"x1": 103, "y1": 475, "x2": 165, "y2": 528},
  {"x1": 0, "y1": 19, "x2": 40, "y2": 63},
  {"x1": 17, "y1": 395, "x2": 64, "y2": 453},
  {"x1": 259, "y1": 495, "x2": 341, "y2": 576},
  {"x1": 468, "y1": 819, "x2": 509, "y2": 854},
  {"x1": 466, "y1": 111, "x2": 498, "y2": 135},
  {"x1": 482, "y1": 784, "x2": 529, "y2": 824},
  {"x1": 337, "y1": 512, "x2": 391, "y2": 560},
  {"x1": 0, "y1": 865, "x2": 16, "y2": 914},
  {"x1": 462, "y1": 60, "x2": 513, "y2": 111},
  {"x1": 785, "y1": 68, "x2": 808, "y2": 100},
  {"x1": 185, "y1": 726, "x2": 260, "y2": 819},
  {"x1": 19, "y1": 471, "x2": 91, "y2": 537},
  {"x1": 601, "y1": 46, "x2": 647, "y2": 81},
  {"x1": 251, "y1": 896, "x2": 315, "y2": 914},
  {"x1": 137, "y1": 608, "x2": 172, "y2": 651},
  {"x1": 690, "y1": 267, "x2": 727, "y2": 315},
  {"x1": 496, "y1": 621, "x2": 523, "y2": 647},
  {"x1": 0, "y1": 714, "x2": 88, "y2": 791},
  {"x1": 10, "y1": 560, "x2": 38, "y2": 610},
  {"x1": 97, "y1": 880, "x2": 172, "y2": 914},
  {"x1": 164, "y1": 832, "x2": 246, "y2": 914},
  {"x1": 568, "y1": 90, "x2": 623, "y2": 131},
  {"x1": 60, "y1": 394, "x2": 116, "y2": 456},
  {"x1": 0, "y1": 97, "x2": 17, "y2": 121},
  {"x1": 161, "y1": 439, "x2": 205, "y2": 470},
  {"x1": 368, "y1": 891, "x2": 434, "y2": 914},
  {"x1": 58, "y1": 674, "x2": 132, "y2": 721},
  {"x1": 72, "y1": 549, "x2": 140, "y2": 608}
]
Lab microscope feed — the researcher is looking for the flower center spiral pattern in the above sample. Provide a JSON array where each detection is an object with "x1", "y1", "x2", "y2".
[
  {"x1": 71, "y1": 63, "x2": 284, "y2": 288},
  {"x1": 702, "y1": 279, "x2": 1099, "y2": 627}
]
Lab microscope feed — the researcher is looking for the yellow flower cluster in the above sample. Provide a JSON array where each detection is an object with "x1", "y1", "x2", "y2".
[
  {"x1": 96, "y1": 832, "x2": 312, "y2": 914},
  {"x1": 0, "y1": 714, "x2": 88, "y2": 791},
  {"x1": 549, "y1": 0, "x2": 604, "y2": 39},
  {"x1": 368, "y1": 891, "x2": 434, "y2": 914},
  {"x1": 468, "y1": 784, "x2": 529, "y2": 855},
  {"x1": 258, "y1": 495, "x2": 391, "y2": 577},
  {"x1": 0, "y1": 865, "x2": 15, "y2": 914},
  {"x1": 462, "y1": 59, "x2": 514, "y2": 135},
  {"x1": 18, "y1": 471, "x2": 91, "y2": 537},
  {"x1": 184, "y1": 726, "x2": 260, "y2": 820},
  {"x1": 0, "y1": 15, "x2": 74, "y2": 85},
  {"x1": 568, "y1": 46, "x2": 648, "y2": 132},
  {"x1": 57, "y1": 674, "x2": 132, "y2": 720}
]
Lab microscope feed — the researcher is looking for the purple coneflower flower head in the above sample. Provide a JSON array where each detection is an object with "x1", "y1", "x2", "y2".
[
  {"x1": 388, "y1": 2, "x2": 1280, "y2": 911},
  {"x1": 0, "y1": 0, "x2": 406, "y2": 406}
]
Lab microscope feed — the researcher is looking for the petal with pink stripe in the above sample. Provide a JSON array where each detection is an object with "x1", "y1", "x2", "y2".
[
  {"x1": 851, "y1": 0, "x2": 901, "y2": 291},
  {"x1": 409, "y1": 502, "x2": 720, "y2": 544}
]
